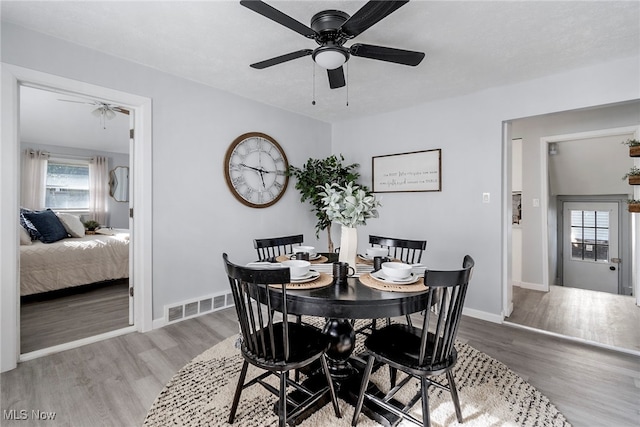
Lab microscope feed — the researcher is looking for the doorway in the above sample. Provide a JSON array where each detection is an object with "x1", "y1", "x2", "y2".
[
  {"x1": 18, "y1": 85, "x2": 132, "y2": 354},
  {"x1": 504, "y1": 103, "x2": 640, "y2": 354},
  {"x1": 1, "y1": 64, "x2": 153, "y2": 373}
]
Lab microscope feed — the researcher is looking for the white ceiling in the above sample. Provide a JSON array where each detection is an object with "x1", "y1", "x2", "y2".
[
  {"x1": 4, "y1": 0, "x2": 639, "y2": 147},
  {"x1": 19, "y1": 86, "x2": 131, "y2": 154}
]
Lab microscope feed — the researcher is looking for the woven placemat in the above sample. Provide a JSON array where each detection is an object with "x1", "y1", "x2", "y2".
[
  {"x1": 359, "y1": 272, "x2": 426, "y2": 292},
  {"x1": 275, "y1": 255, "x2": 329, "y2": 264},
  {"x1": 269, "y1": 272, "x2": 333, "y2": 290}
]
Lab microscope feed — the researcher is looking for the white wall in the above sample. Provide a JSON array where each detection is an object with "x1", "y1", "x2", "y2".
[
  {"x1": 2, "y1": 21, "x2": 639, "y2": 353},
  {"x1": 332, "y1": 56, "x2": 640, "y2": 316},
  {"x1": 1, "y1": 22, "x2": 332, "y2": 324}
]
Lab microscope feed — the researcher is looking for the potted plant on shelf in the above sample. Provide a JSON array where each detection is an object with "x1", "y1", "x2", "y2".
[
  {"x1": 622, "y1": 138, "x2": 640, "y2": 157},
  {"x1": 622, "y1": 166, "x2": 640, "y2": 185},
  {"x1": 319, "y1": 182, "x2": 380, "y2": 267},
  {"x1": 83, "y1": 220, "x2": 100, "y2": 234},
  {"x1": 288, "y1": 154, "x2": 364, "y2": 252},
  {"x1": 628, "y1": 199, "x2": 640, "y2": 213}
]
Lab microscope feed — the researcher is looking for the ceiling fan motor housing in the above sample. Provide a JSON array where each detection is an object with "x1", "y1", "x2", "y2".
[
  {"x1": 310, "y1": 10, "x2": 351, "y2": 68},
  {"x1": 311, "y1": 10, "x2": 350, "y2": 43}
]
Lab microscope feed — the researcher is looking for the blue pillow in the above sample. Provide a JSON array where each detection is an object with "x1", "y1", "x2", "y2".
[
  {"x1": 19, "y1": 208, "x2": 41, "y2": 241},
  {"x1": 22, "y1": 209, "x2": 69, "y2": 243}
]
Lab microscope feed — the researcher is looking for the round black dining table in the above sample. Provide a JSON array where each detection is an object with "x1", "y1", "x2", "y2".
[{"x1": 276, "y1": 253, "x2": 429, "y2": 427}]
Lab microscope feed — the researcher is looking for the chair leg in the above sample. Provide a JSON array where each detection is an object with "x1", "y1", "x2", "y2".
[
  {"x1": 389, "y1": 366, "x2": 397, "y2": 388},
  {"x1": 320, "y1": 354, "x2": 342, "y2": 418},
  {"x1": 228, "y1": 360, "x2": 249, "y2": 423},
  {"x1": 279, "y1": 371, "x2": 287, "y2": 427},
  {"x1": 421, "y1": 377, "x2": 431, "y2": 427},
  {"x1": 351, "y1": 356, "x2": 375, "y2": 426},
  {"x1": 446, "y1": 370, "x2": 463, "y2": 423}
]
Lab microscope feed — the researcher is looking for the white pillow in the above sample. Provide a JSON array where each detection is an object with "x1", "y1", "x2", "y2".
[
  {"x1": 19, "y1": 225, "x2": 32, "y2": 245},
  {"x1": 56, "y1": 213, "x2": 85, "y2": 237}
]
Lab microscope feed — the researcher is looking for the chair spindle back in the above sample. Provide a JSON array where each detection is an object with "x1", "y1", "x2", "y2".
[
  {"x1": 418, "y1": 255, "x2": 474, "y2": 369},
  {"x1": 224, "y1": 253, "x2": 291, "y2": 362},
  {"x1": 369, "y1": 235, "x2": 426, "y2": 264},
  {"x1": 254, "y1": 234, "x2": 304, "y2": 261}
]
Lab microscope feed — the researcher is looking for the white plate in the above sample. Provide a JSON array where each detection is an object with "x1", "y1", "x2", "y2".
[
  {"x1": 370, "y1": 271, "x2": 419, "y2": 284},
  {"x1": 290, "y1": 270, "x2": 320, "y2": 283},
  {"x1": 288, "y1": 253, "x2": 321, "y2": 261},
  {"x1": 358, "y1": 254, "x2": 374, "y2": 261}
]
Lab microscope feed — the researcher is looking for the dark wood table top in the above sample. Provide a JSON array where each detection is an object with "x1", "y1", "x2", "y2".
[{"x1": 283, "y1": 252, "x2": 429, "y2": 319}]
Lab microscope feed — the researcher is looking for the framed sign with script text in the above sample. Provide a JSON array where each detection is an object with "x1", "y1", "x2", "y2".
[{"x1": 372, "y1": 149, "x2": 441, "y2": 193}]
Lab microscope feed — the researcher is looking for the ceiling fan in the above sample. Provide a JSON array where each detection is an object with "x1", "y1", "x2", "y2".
[
  {"x1": 240, "y1": 0, "x2": 425, "y2": 89},
  {"x1": 57, "y1": 98, "x2": 129, "y2": 128}
]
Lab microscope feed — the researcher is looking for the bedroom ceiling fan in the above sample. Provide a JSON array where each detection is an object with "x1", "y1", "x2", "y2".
[
  {"x1": 57, "y1": 98, "x2": 129, "y2": 129},
  {"x1": 240, "y1": 0, "x2": 425, "y2": 89}
]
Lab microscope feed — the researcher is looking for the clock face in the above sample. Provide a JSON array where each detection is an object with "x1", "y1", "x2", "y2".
[{"x1": 224, "y1": 132, "x2": 289, "y2": 208}]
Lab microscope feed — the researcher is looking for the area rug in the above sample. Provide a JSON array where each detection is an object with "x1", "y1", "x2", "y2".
[{"x1": 144, "y1": 330, "x2": 571, "y2": 427}]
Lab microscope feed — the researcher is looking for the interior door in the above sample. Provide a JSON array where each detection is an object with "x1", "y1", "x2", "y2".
[{"x1": 562, "y1": 202, "x2": 619, "y2": 293}]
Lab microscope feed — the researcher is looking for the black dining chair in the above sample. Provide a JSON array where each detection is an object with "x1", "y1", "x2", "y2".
[
  {"x1": 223, "y1": 253, "x2": 341, "y2": 427},
  {"x1": 359, "y1": 235, "x2": 428, "y2": 334},
  {"x1": 254, "y1": 234, "x2": 304, "y2": 261},
  {"x1": 352, "y1": 255, "x2": 475, "y2": 427},
  {"x1": 369, "y1": 235, "x2": 426, "y2": 265}
]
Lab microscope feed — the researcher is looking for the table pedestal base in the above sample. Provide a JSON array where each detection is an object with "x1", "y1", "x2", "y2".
[{"x1": 284, "y1": 319, "x2": 405, "y2": 426}]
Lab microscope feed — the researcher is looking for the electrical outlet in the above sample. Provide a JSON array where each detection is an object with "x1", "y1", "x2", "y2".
[{"x1": 482, "y1": 193, "x2": 490, "y2": 203}]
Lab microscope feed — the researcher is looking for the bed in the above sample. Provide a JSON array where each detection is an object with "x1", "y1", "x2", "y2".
[{"x1": 20, "y1": 229, "x2": 130, "y2": 296}]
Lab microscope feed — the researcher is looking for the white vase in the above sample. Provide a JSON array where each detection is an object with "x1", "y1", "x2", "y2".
[{"x1": 338, "y1": 226, "x2": 358, "y2": 269}]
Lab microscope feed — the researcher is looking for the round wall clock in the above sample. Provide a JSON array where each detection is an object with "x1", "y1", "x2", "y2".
[{"x1": 224, "y1": 132, "x2": 289, "y2": 208}]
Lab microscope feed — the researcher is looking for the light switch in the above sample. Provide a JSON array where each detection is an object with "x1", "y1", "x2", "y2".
[
  {"x1": 482, "y1": 193, "x2": 490, "y2": 203},
  {"x1": 533, "y1": 198, "x2": 540, "y2": 207}
]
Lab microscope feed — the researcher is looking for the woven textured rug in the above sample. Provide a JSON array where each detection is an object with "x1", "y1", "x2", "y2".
[{"x1": 144, "y1": 323, "x2": 571, "y2": 427}]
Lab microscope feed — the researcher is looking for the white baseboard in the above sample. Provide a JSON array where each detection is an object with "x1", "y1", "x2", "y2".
[
  {"x1": 462, "y1": 307, "x2": 503, "y2": 324},
  {"x1": 514, "y1": 281, "x2": 547, "y2": 292},
  {"x1": 152, "y1": 317, "x2": 168, "y2": 330}
]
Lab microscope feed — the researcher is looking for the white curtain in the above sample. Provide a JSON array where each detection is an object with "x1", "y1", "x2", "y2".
[
  {"x1": 89, "y1": 155, "x2": 109, "y2": 224},
  {"x1": 21, "y1": 149, "x2": 49, "y2": 210}
]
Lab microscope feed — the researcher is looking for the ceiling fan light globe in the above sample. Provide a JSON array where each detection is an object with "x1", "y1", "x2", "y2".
[
  {"x1": 104, "y1": 109, "x2": 116, "y2": 120},
  {"x1": 313, "y1": 47, "x2": 348, "y2": 70},
  {"x1": 92, "y1": 107, "x2": 104, "y2": 117}
]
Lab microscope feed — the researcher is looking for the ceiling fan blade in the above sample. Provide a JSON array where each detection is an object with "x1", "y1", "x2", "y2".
[
  {"x1": 240, "y1": 0, "x2": 316, "y2": 38},
  {"x1": 250, "y1": 49, "x2": 313, "y2": 69},
  {"x1": 350, "y1": 43, "x2": 425, "y2": 66},
  {"x1": 327, "y1": 67, "x2": 346, "y2": 89},
  {"x1": 112, "y1": 107, "x2": 130, "y2": 115},
  {"x1": 341, "y1": 0, "x2": 409, "y2": 38}
]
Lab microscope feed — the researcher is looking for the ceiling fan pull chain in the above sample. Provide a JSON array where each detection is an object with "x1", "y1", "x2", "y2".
[
  {"x1": 312, "y1": 62, "x2": 316, "y2": 106},
  {"x1": 346, "y1": 62, "x2": 349, "y2": 107}
]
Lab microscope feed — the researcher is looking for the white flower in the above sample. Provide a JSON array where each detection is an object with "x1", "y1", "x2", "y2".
[{"x1": 319, "y1": 182, "x2": 380, "y2": 228}]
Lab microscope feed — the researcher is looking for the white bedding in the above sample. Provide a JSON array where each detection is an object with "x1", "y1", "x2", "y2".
[{"x1": 20, "y1": 230, "x2": 129, "y2": 296}]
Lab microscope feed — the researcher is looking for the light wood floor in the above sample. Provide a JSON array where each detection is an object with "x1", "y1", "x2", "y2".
[
  {"x1": 2, "y1": 309, "x2": 638, "y2": 427},
  {"x1": 20, "y1": 280, "x2": 130, "y2": 353},
  {"x1": 507, "y1": 285, "x2": 640, "y2": 352}
]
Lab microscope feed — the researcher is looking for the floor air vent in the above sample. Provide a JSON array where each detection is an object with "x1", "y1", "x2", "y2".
[{"x1": 164, "y1": 291, "x2": 234, "y2": 325}]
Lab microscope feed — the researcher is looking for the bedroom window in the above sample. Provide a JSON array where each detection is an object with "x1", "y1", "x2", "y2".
[{"x1": 45, "y1": 161, "x2": 90, "y2": 210}]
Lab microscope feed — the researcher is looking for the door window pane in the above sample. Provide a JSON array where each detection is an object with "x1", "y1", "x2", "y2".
[{"x1": 568, "y1": 210, "x2": 609, "y2": 262}]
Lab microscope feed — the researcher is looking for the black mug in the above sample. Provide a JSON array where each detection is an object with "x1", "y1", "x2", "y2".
[
  {"x1": 373, "y1": 256, "x2": 390, "y2": 272},
  {"x1": 333, "y1": 261, "x2": 355, "y2": 285},
  {"x1": 290, "y1": 252, "x2": 309, "y2": 261}
]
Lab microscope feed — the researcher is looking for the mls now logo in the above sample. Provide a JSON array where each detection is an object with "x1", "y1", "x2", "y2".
[{"x1": 3, "y1": 409, "x2": 56, "y2": 420}]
